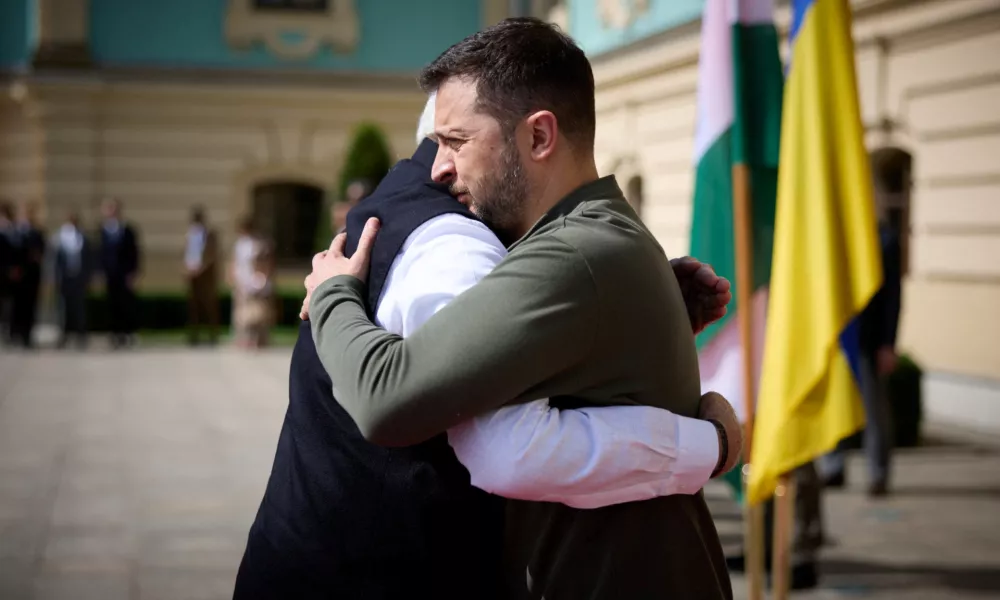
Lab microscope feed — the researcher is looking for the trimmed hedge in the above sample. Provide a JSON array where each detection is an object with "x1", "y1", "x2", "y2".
[
  {"x1": 888, "y1": 353, "x2": 923, "y2": 447},
  {"x1": 315, "y1": 122, "x2": 394, "y2": 252},
  {"x1": 839, "y1": 352, "x2": 923, "y2": 450},
  {"x1": 337, "y1": 122, "x2": 393, "y2": 200},
  {"x1": 84, "y1": 291, "x2": 305, "y2": 331}
]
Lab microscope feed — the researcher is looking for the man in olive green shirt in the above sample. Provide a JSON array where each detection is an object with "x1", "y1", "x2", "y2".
[{"x1": 306, "y1": 17, "x2": 732, "y2": 600}]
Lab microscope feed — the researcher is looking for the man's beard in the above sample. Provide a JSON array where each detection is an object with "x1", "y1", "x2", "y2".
[{"x1": 452, "y1": 140, "x2": 528, "y2": 240}]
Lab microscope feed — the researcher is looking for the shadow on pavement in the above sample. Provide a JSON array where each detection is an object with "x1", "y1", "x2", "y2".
[
  {"x1": 888, "y1": 485, "x2": 1000, "y2": 499},
  {"x1": 821, "y1": 559, "x2": 1000, "y2": 594}
]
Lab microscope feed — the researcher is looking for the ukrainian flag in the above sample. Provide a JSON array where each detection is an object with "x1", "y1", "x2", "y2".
[{"x1": 746, "y1": 0, "x2": 884, "y2": 505}]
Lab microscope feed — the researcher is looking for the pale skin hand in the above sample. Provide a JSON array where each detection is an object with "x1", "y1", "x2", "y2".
[
  {"x1": 300, "y1": 217, "x2": 380, "y2": 319},
  {"x1": 670, "y1": 256, "x2": 732, "y2": 335}
]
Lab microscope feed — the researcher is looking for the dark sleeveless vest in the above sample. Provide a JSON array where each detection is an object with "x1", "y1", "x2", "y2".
[{"x1": 234, "y1": 139, "x2": 505, "y2": 600}]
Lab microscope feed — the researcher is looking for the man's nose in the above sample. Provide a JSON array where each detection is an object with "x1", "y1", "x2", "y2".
[{"x1": 431, "y1": 150, "x2": 456, "y2": 184}]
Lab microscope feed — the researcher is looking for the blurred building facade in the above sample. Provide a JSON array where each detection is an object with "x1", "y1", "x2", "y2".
[
  {"x1": 0, "y1": 0, "x2": 515, "y2": 289},
  {"x1": 2, "y1": 0, "x2": 998, "y2": 432},
  {"x1": 559, "y1": 0, "x2": 1000, "y2": 434}
]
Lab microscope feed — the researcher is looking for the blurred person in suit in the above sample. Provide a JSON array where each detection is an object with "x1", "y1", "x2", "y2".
[
  {"x1": 9, "y1": 202, "x2": 45, "y2": 349},
  {"x1": 820, "y1": 200, "x2": 903, "y2": 497},
  {"x1": 99, "y1": 198, "x2": 141, "y2": 349},
  {"x1": 54, "y1": 209, "x2": 93, "y2": 349},
  {"x1": 0, "y1": 201, "x2": 15, "y2": 345},
  {"x1": 184, "y1": 206, "x2": 220, "y2": 346}
]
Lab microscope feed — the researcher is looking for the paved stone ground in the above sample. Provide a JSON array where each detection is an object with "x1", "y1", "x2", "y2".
[
  {"x1": 1, "y1": 344, "x2": 998, "y2": 599},
  {"x1": 716, "y1": 434, "x2": 1000, "y2": 600}
]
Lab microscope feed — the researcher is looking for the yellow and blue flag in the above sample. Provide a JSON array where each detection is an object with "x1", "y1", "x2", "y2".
[{"x1": 747, "y1": 0, "x2": 883, "y2": 505}]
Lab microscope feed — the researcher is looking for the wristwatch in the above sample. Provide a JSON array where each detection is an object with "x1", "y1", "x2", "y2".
[{"x1": 708, "y1": 419, "x2": 728, "y2": 478}]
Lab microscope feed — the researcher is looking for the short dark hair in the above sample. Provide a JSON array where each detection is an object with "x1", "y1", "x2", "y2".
[
  {"x1": 419, "y1": 17, "x2": 595, "y2": 150},
  {"x1": 345, "y1": 179, "x2": 373, "y2": 201},
  {"x1": 237, "y1": 214, "x2": 255, "y2": 233}
]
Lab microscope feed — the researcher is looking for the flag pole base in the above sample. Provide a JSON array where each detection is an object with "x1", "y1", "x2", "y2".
[
  {"x1": 742, "y1": 465, "x2": 766, "y2": 600},
  {"x1": 771, "y1": 473, "x2": 798, "y2": 600}
]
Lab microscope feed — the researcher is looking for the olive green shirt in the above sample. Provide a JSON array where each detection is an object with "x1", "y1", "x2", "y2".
[{"x1": 309, "y1": 176, "x2": 731, "y2": 599}]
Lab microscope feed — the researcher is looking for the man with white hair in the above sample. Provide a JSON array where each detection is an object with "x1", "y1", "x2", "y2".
[{"x1": 235, "y1": 92, "x2": 738, "y2": 599}]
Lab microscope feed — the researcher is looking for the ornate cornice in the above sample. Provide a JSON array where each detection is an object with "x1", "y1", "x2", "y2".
[
  {"x1": 224, "y1": 0, "x2": 360, "y2": 60},
  {"x1": 597, "y1": 0, "x2": 649, "y2": 30}
]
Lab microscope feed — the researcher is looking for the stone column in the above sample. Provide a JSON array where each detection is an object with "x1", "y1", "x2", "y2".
[{"x1": 33, "y1": 0, "x2": 91, "y2": 68}]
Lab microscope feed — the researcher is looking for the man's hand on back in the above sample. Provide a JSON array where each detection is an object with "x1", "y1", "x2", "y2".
[
  {"x1": 671, "y1": 257, "x2": 732, "y2": 335},
  {"x1": 697, "y1": 392, "x2": 742, "y2": 477},
  {"x1": 300, "y1": 217, "x2": 380, "y2": 320}
]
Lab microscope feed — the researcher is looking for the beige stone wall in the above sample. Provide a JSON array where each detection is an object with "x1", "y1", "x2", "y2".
[
  {"x1": 1, "y1": 0, "x2": 521, "y2": 294},
  {"x1": 2, "y1": 74, "x2": 426, "y2": 290},
  {"x1": 0, "y1": 85, "x2": 44, "y2": 212},
  {"x1": 590, "y1": 0, "x2": 1000, "y2": 421}
]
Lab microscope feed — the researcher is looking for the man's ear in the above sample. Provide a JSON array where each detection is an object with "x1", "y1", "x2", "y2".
[{"x1": 525, "y1": 110, "x2": 558, "y2": 161}]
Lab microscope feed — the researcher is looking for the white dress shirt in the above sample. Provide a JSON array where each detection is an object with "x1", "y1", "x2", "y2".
[
  {"x1": 103, "y1": 219, "x2": 121, "y2": 240},
  {"x1": 58, "y1": 224, "x2": 85, "y2": 276},
  {"x1": 233, "y1": 235, "x2": 260, "y2": 292},
  {"x1": 185, "y1": 224, "x2": 207, "y2": 271},
  {"x1": 372, "y1": 213, "x2": 720, "y2": 509}
]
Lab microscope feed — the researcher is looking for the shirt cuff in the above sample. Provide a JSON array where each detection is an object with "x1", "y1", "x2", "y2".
[{"x1": 671, "y1": 417, "x2": 720, "y2": 494}]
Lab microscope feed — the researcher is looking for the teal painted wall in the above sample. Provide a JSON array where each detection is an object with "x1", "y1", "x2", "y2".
[
  {"x1": 567, "y1": 0, "x2": 703, "y2": 56},
  {"x1": 89, "y1": 0, "x2": 480, "y2": 71},
  {"x1": 0, "y1": 0, "x2": 34, "y2": 68}
]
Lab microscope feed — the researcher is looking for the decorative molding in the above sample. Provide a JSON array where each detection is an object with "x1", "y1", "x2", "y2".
[
  {"x1": 225, "y1": 0, "x2": 360, "y2": 60},
  {"x1": 597, "y1": 0, "x2": 649, "y2": 30},
  {"x1": 3, "y1": 66, "x2": 421, "y2": 94}
]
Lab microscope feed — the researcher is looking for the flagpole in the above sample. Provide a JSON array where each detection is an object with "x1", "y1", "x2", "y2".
[
  {"x1": 771, "y1": 474, "x2": 797, "y2": 599},
  {"x1": 732, "y1": 163, "x2": 765, "y2": 600}
]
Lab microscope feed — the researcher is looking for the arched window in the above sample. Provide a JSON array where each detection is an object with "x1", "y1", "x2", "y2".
[{"x1": 252, "y1": 181, "x2": 325, "y2": 266}]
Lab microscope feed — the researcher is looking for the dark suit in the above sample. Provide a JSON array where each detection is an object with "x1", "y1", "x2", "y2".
[
  {"x1": 233, "y1": 139, "x2": 504, "y2": 600},
  {"x1": 0, "y1": 226, "x2": 14, "y2": 341},
  {"x1": 185, "y1": 226, "x2": 219, "y2": 344},
  {"x1": 55, "y1": 227, "x2": 94, "y2": 346},
  {"x1": 100, "y1": 221, "x2": 140, "y2": 345},
  {"x1": 9, "y1": 223, "x2": 45, "y2": 347},
  {"x1": 821, "y1": 222, "x2": 902, "y2": 485}
]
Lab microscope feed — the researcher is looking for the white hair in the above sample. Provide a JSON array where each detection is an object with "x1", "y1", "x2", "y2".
[{"x1": 415, "y1": 92, "x2": 437, "y2": 145}]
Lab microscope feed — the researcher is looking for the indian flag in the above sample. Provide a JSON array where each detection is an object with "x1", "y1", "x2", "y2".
[{"x1": 690, "y1": 0, "x2": 784, "y2": 424}]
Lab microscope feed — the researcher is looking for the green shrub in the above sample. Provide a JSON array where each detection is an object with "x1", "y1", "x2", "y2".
[
  {"x1": 315, "y1": 122, "x2": 394, "y2": 250},
  {"x1": 888, "y1": 353, "x2": 923, "y2": 447},
  {"x1": 838, "y1": 352, "x2": 924, "y2": 451}
]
